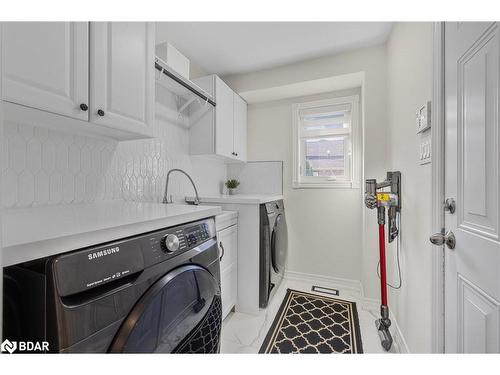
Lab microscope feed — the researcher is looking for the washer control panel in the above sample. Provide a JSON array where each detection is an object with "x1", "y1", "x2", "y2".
[
  {"x1": 184, "y1": 222, "x2": 210, "y2": 247},
  {"x1": 147, "y1": 218, "x2": 216, "y2": 265}
]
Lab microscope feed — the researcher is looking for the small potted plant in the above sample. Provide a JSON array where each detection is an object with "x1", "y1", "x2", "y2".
[{"x1": 225, "y1": 179, "x2": 240, "y2": 195}]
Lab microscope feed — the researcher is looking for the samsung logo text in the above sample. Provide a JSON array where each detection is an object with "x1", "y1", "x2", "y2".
[{"x1": 88, "y1": 246, "x2": 120, "y2": 260}]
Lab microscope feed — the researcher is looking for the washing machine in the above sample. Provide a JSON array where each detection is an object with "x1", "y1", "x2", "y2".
[
  {"x1": 259, "y1": 199, "x2": 288, "y2": 308},
  {"x1": 2, "y1": 218, "x2": 222, "y2": 353}
]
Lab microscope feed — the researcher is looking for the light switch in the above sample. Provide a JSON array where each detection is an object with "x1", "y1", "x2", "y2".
[{"x1": 419, "y1": 138, "x2": 431, "y2": 165}]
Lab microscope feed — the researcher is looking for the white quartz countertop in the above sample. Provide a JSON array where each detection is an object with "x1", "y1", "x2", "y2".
[
  {"x1": 1, "y1": 201, "x2": 221, "y2": 267},
  {"x1": 186, "y1": 194, "x2": 284, "y2": 205}
]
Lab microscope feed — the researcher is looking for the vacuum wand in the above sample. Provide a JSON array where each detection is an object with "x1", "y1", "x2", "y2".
[
  {"x1": 364, "y1": 171, "x2": 401, "y2": 351},
  {"x1": 378, "y1": 214, "x2": 387, "y2": 307}
]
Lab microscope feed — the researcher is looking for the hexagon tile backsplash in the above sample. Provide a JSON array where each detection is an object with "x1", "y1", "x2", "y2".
[{"x1": 1, "y1": 114, "x2": 226, "y2": 209}]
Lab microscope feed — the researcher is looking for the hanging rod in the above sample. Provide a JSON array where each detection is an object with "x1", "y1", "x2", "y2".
[{"x1": 155, "y1": 57, "x2": 216, "y2": 107}]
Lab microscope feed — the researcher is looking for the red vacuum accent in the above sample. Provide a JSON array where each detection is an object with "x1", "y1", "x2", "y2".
[{"x1": 378, "y1": 223, "x2": 388, "y2": 306}]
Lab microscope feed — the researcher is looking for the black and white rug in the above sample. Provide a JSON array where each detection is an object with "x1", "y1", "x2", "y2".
[{"x1": 259, "y1": 289, "x2": 363, "y2": 354}]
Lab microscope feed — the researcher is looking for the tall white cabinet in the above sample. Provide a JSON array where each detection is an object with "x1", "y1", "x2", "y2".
[
  {"x1": 1, "y1": 22, "x2": 154, "y2": 140},
  {"x1": 233, "y1": 93, "x2": 248, "y2": 162},
  {"x1": 215, "y1": 77, "x2": 235, "y2": 159},
  {"x1": 190, "y1": 75, "x2": 247, "y2": 162}
]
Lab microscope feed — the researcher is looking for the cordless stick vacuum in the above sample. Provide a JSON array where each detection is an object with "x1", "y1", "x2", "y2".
[{"x1": 364, "y1": 171, "x2": 401, "y2": 351}]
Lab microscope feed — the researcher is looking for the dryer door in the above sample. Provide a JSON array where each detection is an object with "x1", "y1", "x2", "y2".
[
  {"x1": 109, "y1": 264, "x2": 221, "y2": 353},
  {"x1": 271, "y1": 213, "x2": 288, "y2": 274}
]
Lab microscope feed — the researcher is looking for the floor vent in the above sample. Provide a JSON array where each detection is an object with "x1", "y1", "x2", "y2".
[{"x1": 311, "y1": 285, "x2": 339, "y2": 296}]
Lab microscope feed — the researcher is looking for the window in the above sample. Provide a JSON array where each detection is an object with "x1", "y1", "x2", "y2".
[{"x1": 292, "y1": 95, "x2": 361, "y2": 189}]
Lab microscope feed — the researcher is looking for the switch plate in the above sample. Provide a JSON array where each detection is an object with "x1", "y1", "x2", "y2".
[
  {"x1": 416, "y1": 101, "x2": 431, "y2": 133},
  {"x1": 419, "y1": 138, "x2": 432, "y2": 165}
]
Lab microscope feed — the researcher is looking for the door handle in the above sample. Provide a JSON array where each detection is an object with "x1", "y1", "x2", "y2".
[
  {"x1": 429, "y1": 230, "x2": 456, "y2": 250},
  {"x1": 444, "y1": 198, "x2": 456, "y2": 214},
  {"x1": 219, "y1": 241, "x2": 225, "y2": 261}
]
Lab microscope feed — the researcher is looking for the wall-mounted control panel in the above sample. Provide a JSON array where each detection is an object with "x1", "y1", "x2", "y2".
[{"x1": 416, "y1": 101, "x2": 431, "y2": 133}]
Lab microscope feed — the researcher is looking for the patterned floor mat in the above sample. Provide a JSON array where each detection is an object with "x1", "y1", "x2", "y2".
[{"x1": 259, "y1": 289, "x2": 363, "y2": 353}]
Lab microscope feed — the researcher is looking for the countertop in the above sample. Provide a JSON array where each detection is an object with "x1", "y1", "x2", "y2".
[
  {"x1": 186, "y1": 194, "x2": 284, "y2": 205},
  {"x1": 1, "y1": 201, "x2": 222, "y2": 267}
]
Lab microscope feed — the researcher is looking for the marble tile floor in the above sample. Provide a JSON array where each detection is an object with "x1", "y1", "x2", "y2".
[{"x1": 220, "y1": 276, "x2": 400, "y2": 354}]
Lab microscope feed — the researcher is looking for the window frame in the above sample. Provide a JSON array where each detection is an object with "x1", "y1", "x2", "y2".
[{"x1": 292, "y1": 95, "x2": 361, "y2": 189}]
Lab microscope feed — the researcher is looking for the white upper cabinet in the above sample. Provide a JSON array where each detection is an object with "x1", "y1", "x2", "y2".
[
  {"x1": 190, "y1": 74, "x2": 247, "y2": 162},
  {"x1": 2, "y1": 22, "x2": 89, "y2": 121},
  {"x1": 215, "y1": 77, "x2": 235, "y2": 159},
  {"x1": 90, "y1": 22, "x2": 155, "y2": 137},
  {"x1": 1, "y1": 22, "x2": 154, "y2": 140},
  {"x1": 233, "y1": 93, "x2": 247, "y2": 162}
]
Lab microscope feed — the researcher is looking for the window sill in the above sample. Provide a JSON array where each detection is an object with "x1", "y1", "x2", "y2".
[{"x1": 292, "y1": 180, "x2": 359, "y2": 189}]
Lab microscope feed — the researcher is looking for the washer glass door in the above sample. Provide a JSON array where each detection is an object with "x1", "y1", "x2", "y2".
[
  {"x1": 109, "y1": 264, "x2": 221, "y2": 353},
  {"x1": 271, "y1": 213, "x2": 288, "y2": 274}
]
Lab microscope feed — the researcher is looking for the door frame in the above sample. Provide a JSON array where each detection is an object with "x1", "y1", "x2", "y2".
[
  {"x1": 431, "y1": 21, "x2": 446, "y2": 354},
  {"x1": 0, "y1": 22, "x2": 4, "y2": 340}
]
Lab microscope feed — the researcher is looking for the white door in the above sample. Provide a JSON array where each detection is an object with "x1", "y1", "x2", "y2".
[
  {"x1": 444, "y1": 22, "x2": 500, "y2": 353},
  {"x1": 90, "y1": 22, "x2": 154, "y2": 136},
  {"x1": 233, "y1": 93, "x2": 247, "y2": 162},
  {"x1": 2, "y1": 22, "x2": 89, "y2": 120},
  {"x1": 215, "y1": 77, "x2": 235, "y2": 159}
]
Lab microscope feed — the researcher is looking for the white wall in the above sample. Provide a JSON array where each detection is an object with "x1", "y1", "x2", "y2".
[
  {"x1": 1, "y1": 90, "x2": 226, "y2": 208},
  {"x1": 224, "y1": 45, "x2": 388, "y2": 283},
  {"x1": 385, "y1": 22, "x2": 434, "y2": 353},
  {"x1": 246, "y1": 90, "x2": 363, "y2": 280}
]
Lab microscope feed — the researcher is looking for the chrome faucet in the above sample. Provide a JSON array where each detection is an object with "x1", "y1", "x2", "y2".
[{"x1": 163, "y1": 169, "x2": 200, "y2": 205}]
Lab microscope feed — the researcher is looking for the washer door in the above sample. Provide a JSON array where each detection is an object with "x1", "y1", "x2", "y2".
[
  {"x1": 271, "y1": 213, "x2": 288, "y2": 274},
  {"x1": 109, "y1": 265, "x2": 221, "y2": 353}
]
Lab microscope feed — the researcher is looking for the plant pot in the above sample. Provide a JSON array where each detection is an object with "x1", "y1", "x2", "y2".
[{"x1": 228, "y1": 188, "x2": 237, "y2": 195}]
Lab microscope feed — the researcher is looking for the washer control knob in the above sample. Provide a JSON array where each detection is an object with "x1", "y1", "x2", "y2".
[{"x1": 163, "y1": 234, "x2": 180, "y2": 253}]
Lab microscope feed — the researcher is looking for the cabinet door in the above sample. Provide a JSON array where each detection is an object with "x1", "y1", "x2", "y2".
[
  {"x1": 221, "y1": 265, "x2": 238, "y2": 319},
  {"x1": 217, "y1": 224, "x2": 238, "y2": 318},
  {"x1": 233, "y1": 94, "x2": 247, "y2": 162},
  {"x1": 2, "y1": 22, "x2": 89, "y2": 121},
  {"x1": 215, "y1": 77, "x2": 235, "y2": 159},
  {"x1": 91, "y1": 22, "x2": 154, "y2": 136},
  {"x1": 218, "y1": 224, "x2": 237, "y2": 271}
]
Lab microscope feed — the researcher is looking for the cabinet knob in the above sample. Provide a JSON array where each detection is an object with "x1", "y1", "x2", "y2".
[
  {"x1": 79, "y1": 103, "x2": 88, "y2": 111},
  {"x1": 97, "y1": 109, "x2": 105, "y2": 117}
]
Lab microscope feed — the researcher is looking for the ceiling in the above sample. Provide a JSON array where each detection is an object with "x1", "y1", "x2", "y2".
[{"x1": 155, "y1": 22, "x2": 393, "y2": 76}]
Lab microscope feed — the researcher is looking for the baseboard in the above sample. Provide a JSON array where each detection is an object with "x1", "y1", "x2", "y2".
[
  {"x1": 359, "y1": 297, "x2": 410, "y2": 353},
  {"x1": 390, "y1": 311, "x2": 410, "y2": 353},
  {"x1": 284, "y1": 270, "x2": 363, "y2": 295},
  {"x1": 356, "y1": 297, "x2": 410, "y2": 354}
]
